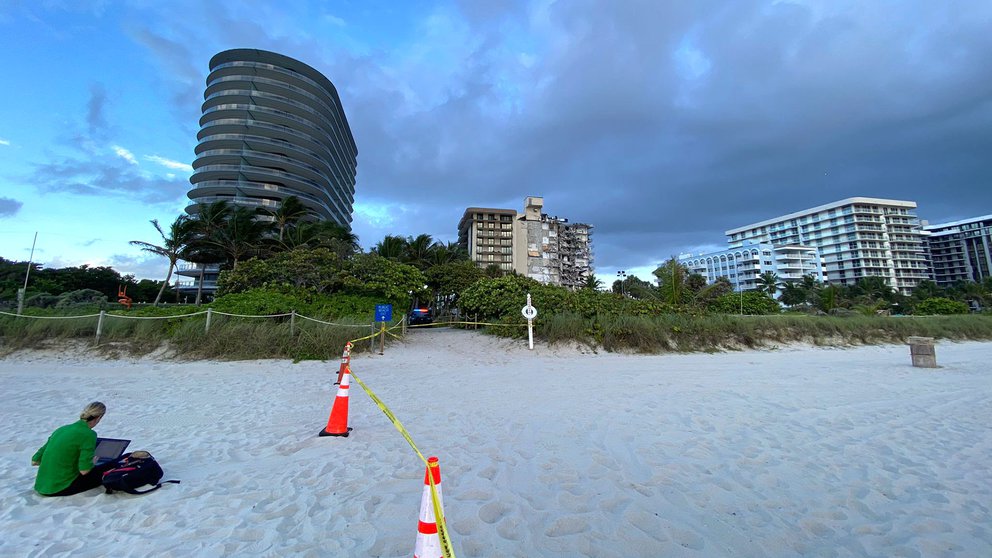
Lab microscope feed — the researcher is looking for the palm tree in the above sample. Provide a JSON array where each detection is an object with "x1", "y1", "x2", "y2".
[
  {"x1": 266, "y1": 196, "x2": 312, "y2": 242},
  {"x1": 404, "y1": 234, "x2": 435, "y2": 269},
  {"x1": 856, "y1": 276, "x2": 894, "y2": 303},
  {"x1": 428, "y1": 241, "x2": 468, "y2": 266},
  {"x1": 279, "y1": 221, "x2": 361, "y2": 256},
  {"x1": 129, "y1": 216, "x2": 196, "y2": 306},
  {"x1": 779, "y1": 282, "x2": 807, "y2": 307},
  {"x1": 209, "y1": 207, "x2": 272, "y2": 269},
  {"x1": 583, "y1": 275, "x2": 603, "y2": 291},
  {"x1": 756, "y1": 271, "x2": 781, "y2": 297},
  {"x1": 912, "y1": 280, "x2": 943, "y2": 301},
  {"x1": 184, "y1": 201, "x2": 234, "y2": 305},
  {"x1": 371, "y1": 235, "x2": 407, "y2": 260},
  {"x1": 653, "y1": 257, "x2": 689, "y2": 305}
]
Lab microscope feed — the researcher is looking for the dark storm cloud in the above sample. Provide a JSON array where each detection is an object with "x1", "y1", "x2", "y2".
[
  {"x1": 131, "y1": 1, "x2": 992, "y2": 270},
  {"x1": 0, "y1": 196, "x2": 23, "y2": 217}
]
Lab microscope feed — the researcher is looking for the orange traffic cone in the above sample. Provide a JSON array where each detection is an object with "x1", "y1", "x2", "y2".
[
  {"x1": 319, "y1": 365, "x2": 353, "y2": 437},
  {"x1": 414, "y1": 456, "x2": 445, "y2": 558},
  {"x1": 334, "y1": 342, "x2": 352, "y2": 385}
]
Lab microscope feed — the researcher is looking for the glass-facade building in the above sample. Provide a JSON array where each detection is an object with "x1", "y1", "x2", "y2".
[
  {"x1": 186, "y1": 48, "x2": 358, "y2": 227},
  {"x1": 923, "y1": 215, "x2": 992, "y2": 287}
]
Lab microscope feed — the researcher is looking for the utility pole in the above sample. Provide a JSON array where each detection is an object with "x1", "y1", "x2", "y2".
[{"x1": 16, "y1": 232, "x2": 38, "y2": 316}]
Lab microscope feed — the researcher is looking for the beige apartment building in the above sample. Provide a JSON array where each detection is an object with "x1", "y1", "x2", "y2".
[{"x1": 457, "y1": 197, "x2": 594, "y2": 289}]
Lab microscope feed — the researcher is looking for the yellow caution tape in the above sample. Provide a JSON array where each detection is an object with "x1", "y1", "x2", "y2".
[
  {"x1": 347, "y1": 365, "x2": 456, "y2": 558},
  {"x1": 429, "y1": 476, "x2": 456, "y2": 558},
  {"x1": 407, "y1": 321, "x2": 529, "y2": 328},
  {"x1": 347, "y1": 330, "x2": 380, "y2": 344},
  {"x1": 347, "y1": 367, "x2": 427, "y2": 465}
]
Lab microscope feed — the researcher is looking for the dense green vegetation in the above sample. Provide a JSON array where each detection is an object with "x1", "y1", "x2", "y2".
[
  {"x1": 0, "y1": 258, "x2": 174, "y2": 308},
  {"x1": 3, "y1": 206, "x2": 992, "y2": 358}
]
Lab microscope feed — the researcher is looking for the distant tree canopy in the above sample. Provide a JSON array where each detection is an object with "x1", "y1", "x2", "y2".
[{"x1": 0, "y1": 258, "x2": 174, "y2": 307}]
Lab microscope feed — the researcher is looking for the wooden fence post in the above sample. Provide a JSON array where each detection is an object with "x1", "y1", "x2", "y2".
[
  {"x1": 95, "y1": 310, "x2": 105, "y2": 344},
  {"x1": 290, "y1": 310, "x2": 296, "y2": 337},
  {"x1": 205, "y1": 308, "x2": 212, "y2": 334}
]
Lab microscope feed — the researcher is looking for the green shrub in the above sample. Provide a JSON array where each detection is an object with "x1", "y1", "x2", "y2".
[
  {"x1": 210, "y1": 287, "x2": 388, "y2": 320},
  {"x1": 210, "y1": 288, "x2": 312, "y2": 316},
  {"x1": 914, "y1": 297, "x2": 970, "y2": 315},
  {"x1": 707, "y1": 291, "x2": 781, "y2": 315},
  {"x1": 458, "y1": 276, "x2": 679, "y2": 321},
  {"x1": 55, "y1": 289, "x2": 108, "y2": 308}
]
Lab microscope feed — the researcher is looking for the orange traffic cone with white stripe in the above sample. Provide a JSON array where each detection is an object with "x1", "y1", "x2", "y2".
[
  {"x1": 414, "y1": 456, "x2": 445, "y2": 558},
  {"x1": 334, "y1": 342, "x2": 352, "y2": 385},
  {"x1": 319, "y1": 364, "x2": 353, "y2": 437}
]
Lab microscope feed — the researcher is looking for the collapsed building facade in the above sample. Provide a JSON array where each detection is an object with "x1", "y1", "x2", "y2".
[{"x1": 457, "y1": 197, "x2": 594, "y2": 289}]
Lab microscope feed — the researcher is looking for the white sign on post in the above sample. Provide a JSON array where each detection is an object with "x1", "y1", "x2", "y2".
[{"x1": 521, "y1": 293, "x2": 538, "y2": 350}]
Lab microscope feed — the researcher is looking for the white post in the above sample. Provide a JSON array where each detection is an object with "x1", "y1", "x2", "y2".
[
  {"x1": 205, "y1": 308, "x2": 212, "y2": 333},
  {"x1": 290, "y1": 310, "x2": 296, "y2": 336},
  {"x1": 521, "y1": 293, "x2": 538, "y2": 351}
]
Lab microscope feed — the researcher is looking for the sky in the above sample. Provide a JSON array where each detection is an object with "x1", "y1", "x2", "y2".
[{"x1": 1, "y1": 0, "x2": 991, "y2": 285}]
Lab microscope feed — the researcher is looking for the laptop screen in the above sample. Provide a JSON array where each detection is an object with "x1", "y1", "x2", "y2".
[{"x1": 95, "y1": 438, "x2": 130, "y2": 463}]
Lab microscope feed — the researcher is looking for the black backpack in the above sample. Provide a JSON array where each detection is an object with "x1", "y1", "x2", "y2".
[{"x1": 102, "y1": 451, "x2": 180, "y2": 495}]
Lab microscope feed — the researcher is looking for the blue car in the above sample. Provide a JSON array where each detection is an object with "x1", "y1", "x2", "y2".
[{"x1": 409, "y1": 307, "x2": 433, "y2": 325}]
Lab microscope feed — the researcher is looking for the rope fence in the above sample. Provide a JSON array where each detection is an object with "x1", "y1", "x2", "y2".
[
  {"x1": 0, "y1": 308, "x2": 526, "y2": 349},
  {"x1": 1, "y1": 306, "x2": 533, "y2": 558}
]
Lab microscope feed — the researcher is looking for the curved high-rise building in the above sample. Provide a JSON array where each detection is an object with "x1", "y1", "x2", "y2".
[{"x1": 187, "y1": 48, "x2": 358, "y2": 227}]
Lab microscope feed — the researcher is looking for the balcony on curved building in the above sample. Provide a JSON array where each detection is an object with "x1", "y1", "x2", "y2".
[{"x1": 187, "y1": 49, "x2": 357, "y2": 232}]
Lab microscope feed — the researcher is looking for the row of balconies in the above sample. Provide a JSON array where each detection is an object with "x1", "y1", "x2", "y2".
[
  {"x1": 205, "y1": 72, "x2": 353, "y2": 154},
  {"x1": 194, "y1": 132, "x2": 354, "y2": 208},
  {"x1": 203, "y1": 89, "x2": 353, "y2": 162}
]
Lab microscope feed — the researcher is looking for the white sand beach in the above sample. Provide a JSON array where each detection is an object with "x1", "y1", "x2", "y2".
[{"x1": 1, "y1": 330, "x2": 990, "y2": 557}]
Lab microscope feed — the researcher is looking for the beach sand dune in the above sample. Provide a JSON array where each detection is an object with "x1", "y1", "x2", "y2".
[{"x1": 1, "y1": 330, "x2": 989, "y2": 557}]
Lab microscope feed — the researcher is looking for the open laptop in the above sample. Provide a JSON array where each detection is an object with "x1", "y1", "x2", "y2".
[{"x1": 95, "y1": 438, "x2": 130, "y2": 466}]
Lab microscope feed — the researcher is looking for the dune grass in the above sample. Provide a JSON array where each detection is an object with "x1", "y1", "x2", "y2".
[
  {"x1": 536, "y1": 313, "x2": 992, "y2": 353},
  {"x1": 3, "y1": 310, "x2": 991, "y2": 359},
  {"x1": 0, "y1": 311, "x2": 384, "y2": 361}
]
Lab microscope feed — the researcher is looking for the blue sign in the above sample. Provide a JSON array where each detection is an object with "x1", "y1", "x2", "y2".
[{"x1": 374, "y1": 304, "x2": 393, "y2": 322}]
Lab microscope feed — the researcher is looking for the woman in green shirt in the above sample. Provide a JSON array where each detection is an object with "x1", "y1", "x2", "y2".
[{"x1": 32, "y1": 402, "x2": 115, "y2": 496}]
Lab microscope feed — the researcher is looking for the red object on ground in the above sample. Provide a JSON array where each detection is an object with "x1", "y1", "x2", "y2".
[
  {"x1": 319, "y1": 364, "x2": 352, "y2": 437},
  {"x1": 414, "y1": 456, "x2": 445, "y2": 558}
]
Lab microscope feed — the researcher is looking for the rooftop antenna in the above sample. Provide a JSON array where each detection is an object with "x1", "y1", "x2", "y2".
[{"x1": 17, "y1": 231, "x2": 38, "y2": 316}]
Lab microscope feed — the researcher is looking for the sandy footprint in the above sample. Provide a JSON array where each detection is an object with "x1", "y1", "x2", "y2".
[
  {"x1": 544, "y1": 515, "x2": 590, "y2": 537},
  {"x1": 478, "y1": 501, "x2": 511, "y2": 524}
]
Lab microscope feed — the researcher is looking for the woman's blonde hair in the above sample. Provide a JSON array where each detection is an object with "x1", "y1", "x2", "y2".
[{"x1": 80, "y1": 401, "x2": 106, "y2": 421}]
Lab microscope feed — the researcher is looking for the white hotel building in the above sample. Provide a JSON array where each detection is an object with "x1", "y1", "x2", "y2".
[
  {"x1": 680, "y1": 242, "x2": 825, "y2": 293},
  {"x1": 725, "y1": 197, "x2": 930, "y2": 294}
]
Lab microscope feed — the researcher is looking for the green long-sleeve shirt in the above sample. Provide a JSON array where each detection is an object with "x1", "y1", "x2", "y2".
[{"x1": 32, "y1": 420, "x2": 96, "y2": 495}]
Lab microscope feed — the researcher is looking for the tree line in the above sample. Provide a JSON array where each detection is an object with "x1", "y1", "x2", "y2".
[{"x1": 610, "y1": 257, "x2": 990, "y2": 315}]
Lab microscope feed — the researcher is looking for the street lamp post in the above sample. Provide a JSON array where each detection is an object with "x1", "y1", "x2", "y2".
[{"x1": 617, "y1": 270, "x2": 627, "y2": 297}]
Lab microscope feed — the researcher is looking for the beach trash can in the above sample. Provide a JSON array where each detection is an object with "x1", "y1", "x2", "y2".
[{"x1": 907, "y1": 336, "x2": 937, "y2": 368}]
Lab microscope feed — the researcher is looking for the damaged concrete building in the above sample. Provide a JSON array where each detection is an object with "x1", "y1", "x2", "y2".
[{"x1": 457, "y1": 196, "x2": 594, "y2": 289}]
